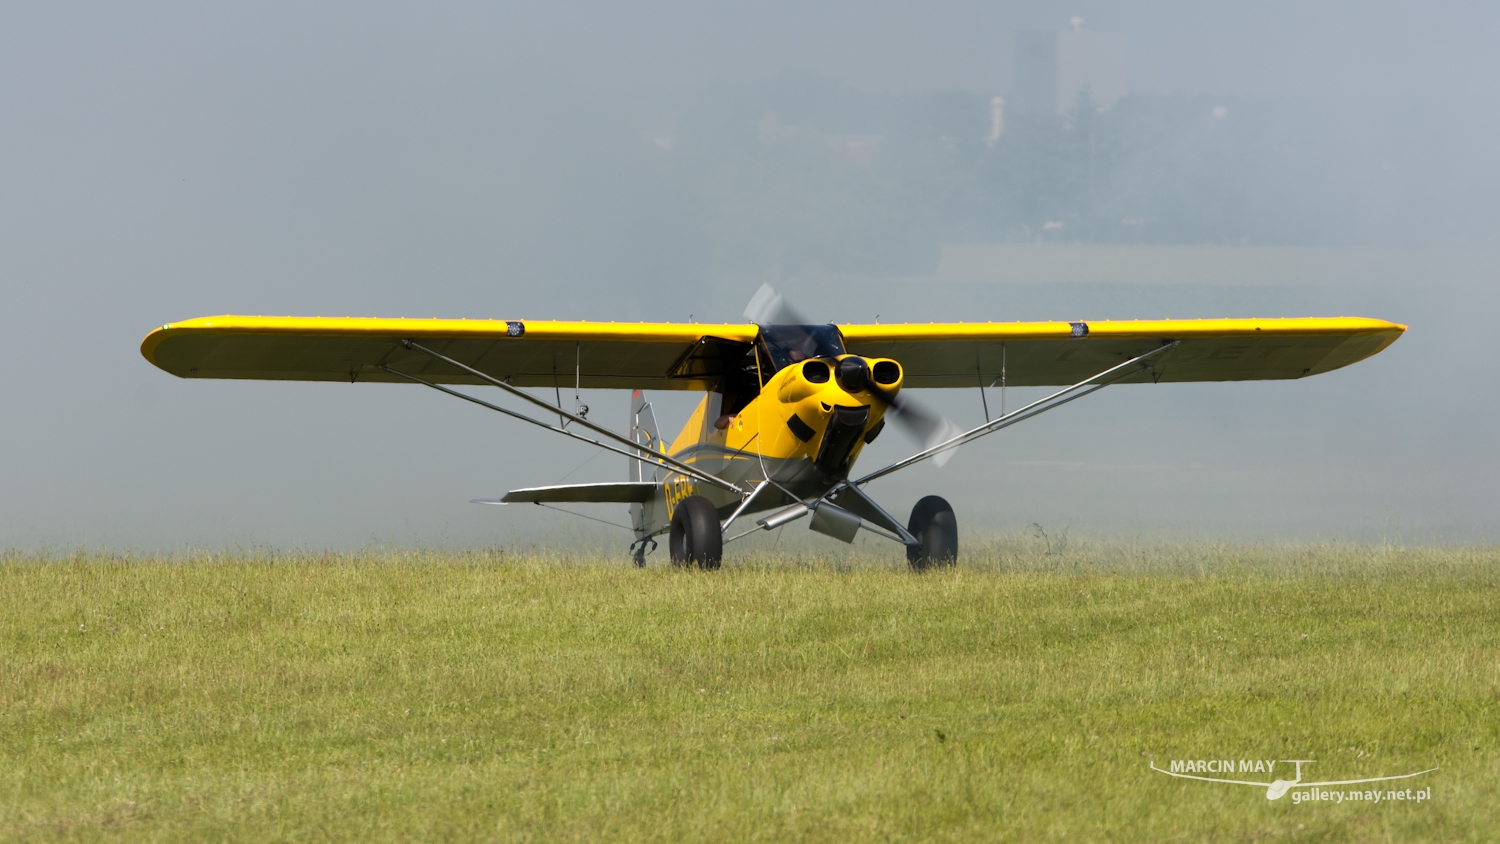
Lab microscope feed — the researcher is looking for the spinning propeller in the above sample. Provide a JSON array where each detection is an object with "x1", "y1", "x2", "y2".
[{"x1": 744, "y1": 284, "x2": 960, "y2": 467}]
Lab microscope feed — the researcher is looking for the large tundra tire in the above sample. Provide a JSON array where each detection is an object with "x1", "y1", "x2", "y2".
[
  {"x1": 669, "y1": 495, "x2": 723, "y2": 569},
  {"x1": 906, "y1": 495, "x2": 958, "y2": 571}
]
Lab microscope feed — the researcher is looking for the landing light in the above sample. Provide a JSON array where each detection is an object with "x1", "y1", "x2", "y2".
[{"x1": 836, "y1": 357, "x2": 869, "y2": 393}]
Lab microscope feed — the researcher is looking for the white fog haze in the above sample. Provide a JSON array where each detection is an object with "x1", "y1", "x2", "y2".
[{"x1": 2, "y1": 1, "x2": 1497, "y2": 551}]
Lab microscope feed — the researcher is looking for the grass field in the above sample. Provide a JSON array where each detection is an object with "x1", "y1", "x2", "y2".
[{"x1": 1, "y1": 542, "x2": 1496, "y2": 842}]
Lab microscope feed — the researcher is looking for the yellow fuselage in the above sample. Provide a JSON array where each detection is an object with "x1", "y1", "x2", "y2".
[{"x1": 645, "y1": 354, "x2": 903, "y2": 532}]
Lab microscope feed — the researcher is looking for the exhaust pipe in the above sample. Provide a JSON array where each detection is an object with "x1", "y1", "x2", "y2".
[{"x1": 757, "y1": 503, "x2": 810, "y2": 530}]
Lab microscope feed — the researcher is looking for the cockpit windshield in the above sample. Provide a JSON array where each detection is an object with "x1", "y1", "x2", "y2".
[{"x1": 757, "y1": 324, "x2": 846, "y2": 373}]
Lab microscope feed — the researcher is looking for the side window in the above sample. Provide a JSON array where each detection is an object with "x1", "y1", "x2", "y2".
[
  {"x1": 755, "y1": 340, "x2": 777, "y2": 385},
  {"x1": 721, "y1": 345, "x2": 764, "y2": 417}
]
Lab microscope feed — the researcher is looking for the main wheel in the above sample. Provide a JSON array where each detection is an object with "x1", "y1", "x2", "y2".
[
  {"x1": 669, "y1": 495, "x2": 723, "y2": 569},
  {"x1": 906, "y1": 495, "x2": 958, "y2": 571}
]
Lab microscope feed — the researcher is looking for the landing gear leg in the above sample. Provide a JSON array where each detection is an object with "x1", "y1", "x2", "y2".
[
  {"x1": 628, "y1": 537, "x2": 656, "y2": 568},
  {"x1": 906, "y1": 496, "x2": 958, "y2": 571}
]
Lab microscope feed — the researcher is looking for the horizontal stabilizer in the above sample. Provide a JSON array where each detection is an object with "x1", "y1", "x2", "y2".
[{"x1": 490, "y1": 482, "x2": 658, "y2": 505}]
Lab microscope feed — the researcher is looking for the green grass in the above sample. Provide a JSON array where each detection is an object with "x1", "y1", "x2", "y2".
[{"x1": 1, "y1": 542, "x2": 1496, "y2": 842}]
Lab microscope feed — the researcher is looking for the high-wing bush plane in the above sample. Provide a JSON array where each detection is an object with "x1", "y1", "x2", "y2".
[{"x1": 141, "y1": 285, "x2": 1403, "y2": 569}]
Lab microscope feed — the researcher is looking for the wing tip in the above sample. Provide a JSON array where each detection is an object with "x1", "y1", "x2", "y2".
[{"x1": 139, "y1": 324, "x2": 173, "y2": 372}]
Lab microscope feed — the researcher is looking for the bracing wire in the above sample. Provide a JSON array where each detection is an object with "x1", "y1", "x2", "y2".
[
  {"x1": 532, "y1": 502, "x2": 635, "y2": 532},
  {"x1": 552, "y1": 449, "x2": 604, "y2": 485}
]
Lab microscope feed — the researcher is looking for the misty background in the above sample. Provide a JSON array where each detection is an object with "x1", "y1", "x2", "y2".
[{"x1": 2, "y1": 1, "x2": 1497, "y2": 552}]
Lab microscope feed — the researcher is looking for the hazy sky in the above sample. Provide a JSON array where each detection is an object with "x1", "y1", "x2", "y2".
[{"x1": 2, "y1": 2, "x2": 1496, "y2": 552}]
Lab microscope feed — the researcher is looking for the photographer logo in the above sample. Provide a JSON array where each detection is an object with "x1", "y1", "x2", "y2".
[{"x1": 1149, "y1": 758, "x2": 1436, "y2": 803}]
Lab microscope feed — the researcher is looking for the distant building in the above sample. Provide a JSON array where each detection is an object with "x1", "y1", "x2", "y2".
[{"x1": 1014, "y1": 22, "x2": 1129, "y2": 115}]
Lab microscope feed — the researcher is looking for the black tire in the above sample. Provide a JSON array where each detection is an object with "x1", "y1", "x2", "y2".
[
  {"x1": 906, "y1": 495, "x2": 958, "y2": 571},
  {"x1": 669, "y1": 495, "x2": 723, "y2": 569}
]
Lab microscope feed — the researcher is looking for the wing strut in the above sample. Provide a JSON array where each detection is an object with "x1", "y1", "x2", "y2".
[
  {"x1": 853, "y1": 341, "x2": 1179, "y2": 486},
  {"x1": 379, "y1": 342, "x2": 741, "y2": 495},
  {"x1": 400, "y1": 340, "x2": 739, "y2": 492}
]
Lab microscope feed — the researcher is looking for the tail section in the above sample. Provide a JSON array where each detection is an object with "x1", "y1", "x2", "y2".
[
  {"x1": 628, "y1": 389, "x2": 661, "y2": 483},
  {"x1": 629, "y1": 390, "x2": 662, "y2": 537}
]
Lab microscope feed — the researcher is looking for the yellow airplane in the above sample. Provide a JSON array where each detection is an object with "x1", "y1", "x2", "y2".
[{"x1": 140, "y1": 285, "x2": 1404, "y2": 569}]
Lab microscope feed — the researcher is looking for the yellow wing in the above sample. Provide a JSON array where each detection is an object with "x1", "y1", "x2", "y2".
[
  {"x1": 142, "y1": 314, "x2": 1405, "y2": 390},
  {"x1": 140, "y1": 316, "x2": 758, "y2": 390},
  {"x1": 839, "y1": 317, "x2": 1405, "y2": 388}
]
